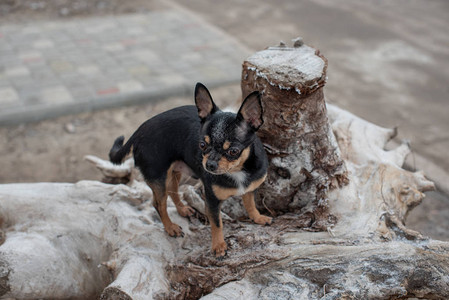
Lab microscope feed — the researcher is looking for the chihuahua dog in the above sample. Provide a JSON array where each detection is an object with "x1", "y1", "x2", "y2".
[{"x1": 109, "y1": 83, "x2": 272, "y2": 257}]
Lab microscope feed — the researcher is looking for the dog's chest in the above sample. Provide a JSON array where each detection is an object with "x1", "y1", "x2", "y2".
[
  {"x1": 227, "y1": 171, "x2": 247, "y2": 196},
  {"x1": 211, "y1": 171, "x2": 257, "y2": 201}
]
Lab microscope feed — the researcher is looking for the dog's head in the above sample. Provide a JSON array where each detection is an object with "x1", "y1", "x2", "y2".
[{"x1": 194, "y1": 83, "x2": 263, "y2": 175}]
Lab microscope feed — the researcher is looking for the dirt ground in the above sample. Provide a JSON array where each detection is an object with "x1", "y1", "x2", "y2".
[
  {"x1": 0, "y1": 84, "x2": 241, "y2": 184},
  {"x1": 1, "y1": 0, "x2": 448, "y2": 241}
]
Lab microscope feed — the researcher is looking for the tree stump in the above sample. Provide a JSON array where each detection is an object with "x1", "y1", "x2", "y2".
[{"x1": 241, "y1": 40, "x2": 348, "y2": 228}]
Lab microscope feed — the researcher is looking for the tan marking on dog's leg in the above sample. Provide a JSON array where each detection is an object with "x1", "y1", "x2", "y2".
[
  {"x1": 242, "y1": 192, "x2": 272, "y2": 225},
  {"x1": 149, "y1": 181, "x2": 183, "y2": 237},
  {"x1": 166, "y1": 164, "x2": 194, "y2": 217},
  {"x1": 207, "y1": 210, "x2": 227, "y2": 257}
]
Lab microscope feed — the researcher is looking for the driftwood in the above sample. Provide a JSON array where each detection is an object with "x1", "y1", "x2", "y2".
[
  {"x1": 0, "y1": 41, "x2": 447, "y2": 299},
  {"x1": 0, "y1": 105, "x2": 445, "y2": 299}
]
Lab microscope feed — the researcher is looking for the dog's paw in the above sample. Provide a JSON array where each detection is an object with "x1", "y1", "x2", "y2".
[
  {"x1": 165, "y1": 223, "x2": 184, "y2": 237},
  {"x1": 177, "y1": 205, "x2": 195, "y2": 217},
  {"x1": 253, "y1": 214, "x2": 272, "y2": 226},
  {"x1": 212, "y1": 241, "x2": 228, "y2": 258}
]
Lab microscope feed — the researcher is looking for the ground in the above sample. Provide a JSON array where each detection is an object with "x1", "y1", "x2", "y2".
[
  {"x1": 0, "y1": 0, "x2": 448, "y2": 241},
  {"x1": 0, "y1": 84, "x2": 239, "y2": 183},
  {"x1": 0, "y1": 0, "x2": 167, "y2": 22}
]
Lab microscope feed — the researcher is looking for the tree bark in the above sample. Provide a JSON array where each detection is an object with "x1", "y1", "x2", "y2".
[{"x1": 241, "y1": 42, "x2": 348, "y2": 230}]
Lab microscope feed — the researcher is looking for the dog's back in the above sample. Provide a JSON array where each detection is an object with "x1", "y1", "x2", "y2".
[
  {"x1": 110, "y1": 105, "x2": 201, "y2": 179},
  {"x1": 131, "y1": 106, "x2": 201, "y2": 180}
]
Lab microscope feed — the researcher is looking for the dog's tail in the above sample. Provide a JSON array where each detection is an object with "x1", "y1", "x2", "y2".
[{"x1": 109, "y1": 135, "x2": 133, "y2": 165}]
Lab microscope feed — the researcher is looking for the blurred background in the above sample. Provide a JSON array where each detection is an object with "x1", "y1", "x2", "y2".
[{"x1": 0, "y1": 0, "x2": 448, "y2": 239}]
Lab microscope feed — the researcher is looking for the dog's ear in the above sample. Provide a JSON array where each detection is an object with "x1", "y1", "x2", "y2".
[
  {"x1": 237, "y1": 91, "x2": 263, "y2": 131},
  {"x1": 195, "y1": 83, "x2": 218, "y2": 120}
]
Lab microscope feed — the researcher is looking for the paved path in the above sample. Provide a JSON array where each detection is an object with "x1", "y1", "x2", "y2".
[{"x1": 0, "y1": 10, "x2": 250, "y2": 125}]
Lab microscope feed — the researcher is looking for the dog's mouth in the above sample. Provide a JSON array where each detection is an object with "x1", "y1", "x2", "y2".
[
  {"x1": 203, "y1": 168, "x2": 226, "y2": 176},
  {"x1": 202, "y1": 162, "x2": 228, "y2": 175}
]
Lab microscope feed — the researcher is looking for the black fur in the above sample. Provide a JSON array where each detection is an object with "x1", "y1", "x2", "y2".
[{"x1": 109, "y1": 135, "x2": 126, "y2": 164}]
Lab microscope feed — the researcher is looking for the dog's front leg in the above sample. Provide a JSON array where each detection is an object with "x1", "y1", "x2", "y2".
[
  {"x1": 205, "y1": 196, "x2": 227, "y2": 258},
  {"x1": 242, "y1": 192, "x2": 272, "y2": 225}
]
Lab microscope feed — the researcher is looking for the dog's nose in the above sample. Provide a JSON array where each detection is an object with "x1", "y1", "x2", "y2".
[{"x1": 206, "y1": 160, "x2": 218, "y2": 172}]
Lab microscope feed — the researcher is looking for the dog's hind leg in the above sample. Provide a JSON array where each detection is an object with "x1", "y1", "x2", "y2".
[
  {"x1": 166, "y1": 162, "x2": 195, "y2": 218},
  {"x1": 148, "y1": 181, "x2": 184, "y2": 237}
]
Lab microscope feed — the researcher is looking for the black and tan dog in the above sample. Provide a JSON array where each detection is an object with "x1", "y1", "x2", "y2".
[{"x1": 109, "y1": 83, "x2": 272, "y2": 257}]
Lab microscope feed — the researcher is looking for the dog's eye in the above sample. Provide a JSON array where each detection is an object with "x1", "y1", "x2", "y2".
[
  {"x1": 227, "y1": 148, "x2": 240, "y2": 157},
  {"x1": 199, "y1": 141, "x2": 207, "y2": 150}
]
